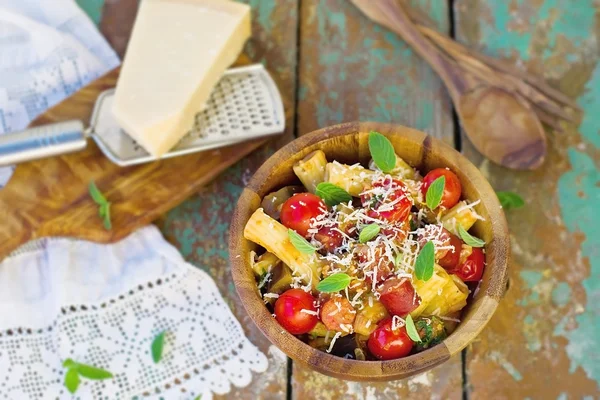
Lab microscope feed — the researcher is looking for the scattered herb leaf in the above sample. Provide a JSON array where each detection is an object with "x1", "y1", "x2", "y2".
[
  {"x1": 288, "y1": 229, "x2": 316, "y2": 254},
  {"x1": 368, "y1": 131, "x2": 396, "y2": 172},
  {"x1": 405, "y1": 314, "x2": 421, "y2": 342},
  {"x1": 426, "y1": 176, "x2": 445, "y2": 210},
  {"x1": 316, "y1": 273, "x2": 352, "y2": 293},
  {"x1": 497, "y1": 191, "x2": 525, "y2": 211},
  {"x1": 316, "y1": 182, "x2": 353, "y2": 207},
  {"x1": 458, "y1": 225, "x2": 485, "y2": 248},
  {"x1": 64, "y1": 368, "x2": 80, "y2": 394},
  {"x1": 415, "y1": 241, "x2": 435, "y2": 281},
  {"x1": 359, "y1": 224, "x2": 380, "y2": 243},
  {"x1": 89, "y1": 181, "x2": 112, "y2": 230},
  {"x1": 152, "y1": 331, "x2": 166, "y2": 363},
  {"x1": 75, "y1": 364, "x2": 114, "y2": 380},
  {"x1": 194, "y1": 396, "x2": 202, "y2": 400},
  {"x1": 62, "y1": 359, "x2": 113, "y2": 394}
]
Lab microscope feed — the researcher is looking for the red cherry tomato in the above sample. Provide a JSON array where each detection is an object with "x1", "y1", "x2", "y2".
[
  {"x1": 377, "y1": 278, "x2": 420, "y2": 316},
  {"x1": 452, "y1": 248, "x2": 485, "y2": 282},
  {"x1": 437, "y1": 229, "x2": 463, "y2": 271},
  {"x1": 280, "y1": 193, "x2": 327, "y2": 237},
  {"x1": 314, "y1": 226, "x2": 344, "y2": 253},
  {"x1": 355, "y1": 243, "x2": 394, "y2": 284},
  {"x1": 361, "y1": 177, "x2": 412, "y2": 224},
  {"x1": 320, "y1": 297, "x2": 356, "y2": 332},
  {"x1": 274, "y1": 289, "x2": 318, "y2": 335},
  {"x1": 420, "y1": 168, "x2": 462, "y2": 209},
  {"x1": 368, "y1": 318, "x2": 413, "y2": 360}
]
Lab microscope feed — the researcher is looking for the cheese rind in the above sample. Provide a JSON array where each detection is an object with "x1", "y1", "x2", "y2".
[{"x1": 112, "y1": 0, "x2": 251, "y2": 157}]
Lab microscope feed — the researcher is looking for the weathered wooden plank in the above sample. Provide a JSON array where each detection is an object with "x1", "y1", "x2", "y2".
[
  {"x1": 158, "y1": 1, "x2": 300, "y2": 398},
  {"x1": 292, "y1": 1, "x2": 463, "y2": 398},
  {"x1": 455, "y1": 1, "x2": 600, "y2": 398}
]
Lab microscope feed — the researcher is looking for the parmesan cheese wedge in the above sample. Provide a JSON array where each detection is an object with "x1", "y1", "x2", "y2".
[{"x1": 112, "y1": 0, "x2": 251, "y2": 157}]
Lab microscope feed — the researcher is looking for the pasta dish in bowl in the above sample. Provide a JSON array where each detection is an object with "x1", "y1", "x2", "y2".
[{"x1": 230, "y1": 122, "x2": 509, "y2": 380}]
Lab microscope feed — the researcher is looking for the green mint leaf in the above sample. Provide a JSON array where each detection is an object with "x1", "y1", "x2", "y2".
[
  {"x1": 368, "y1": 131, "x2": 396, "y2": 173},
  {"x1": 405, "y1": 314, "x2": 422, "y2": 342},
  {"x1": 497, "y1": 191, "x2": 524, "y2": 211},
  {"x1": 359, "y1": 224, "x2": 380, "y2": 243},
  {"x1": 288, "y1": 229, "x2": 316, "y2": 254},
  {"x1": 64, "y1": 368, "x2": 80, "y2": 394},
  {"x1": 316, "y1": 182, "x2": 352, "y2": 207},
  {"x1": 89, "y1": 181, "x2": 108, "y2": 205},
  {"x1": 316, "y1": 273, "x2": 352, "y2": 293},
  {"x1": 458, "y1": 225, "x2": 485, "y2": 248},
  {"x1": 152, "y1": 331, "x2": 166, "y2": 363},
  {"x1": 426, "y1": 176, "x2": 445, "y2": 210},
  {"x1": 415, "y1": 241, "x2": 435, "y2": 281},
  {"x1": 102, "y1": 203, "x2": 112, "y2": 230},
  {"x1": 75, "y1": 364, "x2": 113, "y2": 380}
]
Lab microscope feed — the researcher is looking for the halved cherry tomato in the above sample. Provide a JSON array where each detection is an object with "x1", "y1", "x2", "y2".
[
  {"x1": 416, "y1": 226, "x2": 461, "y2": 270},
  {"x1": 452, "y1": 247, "x2": 485, "y2": 282},
  {"x1": 274, "y1": 289, "x2": 318, "y2": 334},
  {"x1": 355, "y1": 243, "x2": 394, "y2": 284},
  {"x1": 438, "y1": 231, "x2": 463, "y2": 271},
  {"x1": 314, "y1": 226, "x2": 344, "y2": 254},
  {"x1": 420, "y1": 168, "x2": 462, "y2": 209},
  {"x1": 368, "y1": 318, "x2": 413, "y2": 360},
  {"x1": 377, "y1": 278, "x2": 420, "y2": 316},
  {"x1": 361, "y1": 177, "x2": 412, "y2": 224},
  {"x1": 280, "y1": 193, "x2": 327, "y2": 237},
  {"x1": 320, "y1": 297, "x2": 356, "y2": 332}
]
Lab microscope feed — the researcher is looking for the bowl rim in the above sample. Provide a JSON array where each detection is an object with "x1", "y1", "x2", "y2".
[{"x1": 229, "y1": 121, "x2": 510, "y2": 381}]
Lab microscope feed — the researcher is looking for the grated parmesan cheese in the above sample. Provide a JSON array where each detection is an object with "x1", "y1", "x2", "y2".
[{"x1": 326, "y1": 332, "x2": 342, "y2": 353}]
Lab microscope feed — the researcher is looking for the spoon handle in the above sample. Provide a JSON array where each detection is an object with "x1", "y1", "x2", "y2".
[{"x1": 351, "y1": 0, "x2": 464, "y2": 100}]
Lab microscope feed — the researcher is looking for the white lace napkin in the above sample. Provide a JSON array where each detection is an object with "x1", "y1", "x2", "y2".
[
  {"x1": 0, "y1": 226, "x2": 268, "y2": 399},
  {"x1": 0, "y1": 0, "x2": 120, "y2": 187}
]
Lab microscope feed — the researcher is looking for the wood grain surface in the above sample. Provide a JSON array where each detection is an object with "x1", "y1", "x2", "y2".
[
  {"x1": 0, "y1": 67, "x2": 270, "y2": 262},
  {"x1": 454, "y1": 1, "x2": 600, "y2": 398},
  {"x1": 64, "y1": 0, "x2": 600, "y2": 398}
]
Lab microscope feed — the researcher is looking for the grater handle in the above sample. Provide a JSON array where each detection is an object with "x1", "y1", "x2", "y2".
[{"x1": 0, "y1": 120, "x2": 88, "y2": 167}]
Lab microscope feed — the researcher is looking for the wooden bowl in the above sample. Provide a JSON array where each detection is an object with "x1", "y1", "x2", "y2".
[{"x1": 230, "y1": 122, "x2": 510, "y2": 381}]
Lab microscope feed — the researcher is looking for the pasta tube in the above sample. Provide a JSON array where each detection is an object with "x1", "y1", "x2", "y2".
[
  {"x1": 369, "y1": 154, "x2": 416, "y2": 179},
  {"x1": 244, "y1": 208, "x2": 320, "y2": 285},
  {"x1": 410, "y1": 265, "x2": 449, "y2": 318},
  {"x1": 293, "y1": 150, "x2": 328, "y2": 193},
  {"x1": 410, "y1": 265, "x2": 469, "y2": 318},
  {"x1": 324, "y1": 162, "x2": 376, "y2": 196},
  {"x1": 441, "y1": 201, "x2": 479, "y2": 236}
]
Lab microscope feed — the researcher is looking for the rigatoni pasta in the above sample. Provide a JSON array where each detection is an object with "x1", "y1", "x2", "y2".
[{"x1": 293, "y1": 150, "x2": 328, "y2": 193}]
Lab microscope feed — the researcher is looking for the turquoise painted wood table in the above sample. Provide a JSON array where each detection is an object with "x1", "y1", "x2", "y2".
[{"x1": 83, "y1": 0, "x2": 600, "y2": 398}]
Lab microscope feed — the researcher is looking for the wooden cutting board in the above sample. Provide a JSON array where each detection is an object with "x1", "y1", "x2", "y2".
[{"x1": 0, "y1": 67, "x2": 269, "y2": 261}]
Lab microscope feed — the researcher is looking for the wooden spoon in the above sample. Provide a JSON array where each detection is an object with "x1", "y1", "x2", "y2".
[{"x1": 351, "y1": 0, "x2": 547, "y2": 170}]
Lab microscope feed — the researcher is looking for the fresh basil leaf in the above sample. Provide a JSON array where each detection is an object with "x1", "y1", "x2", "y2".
[
  {"x1": 368, "y1": 131, "x2": 396, "y2": 173},
  {"x1": 359, "y1": 224, "x2": 380, "y2": 243},
  {"x1": 89, "y1": 181, "x2": 108, "y2": 205},
  {"x1": 102, "y1": 203, "x2": 112, "y2": 230},
  {"x1": 497, "y1": 191, "x2": 524, "y2": 210},
  {"x1": 194, "y1": 396, "x2": 202, "y2": 400},
  {"x1": 405, "y1": 314, "x2": 422, "y2": 342},
  {"x1": 415, "y1": 241, "x2": 435, "y2": 281},
  {"x1": 152, "y1": 331, "x2": 166, "y2": 363},
  {"x1": 316, "y1": 273, "x2": 352, "y2": 293},
  {"x1": 316, "y1": 182, "x2": 352, "y2": 207},
  {"x1": 288, "y1": 229, "x2": 316, "y2": 254},
  {"x1": 64, "y1": 368, "x2": 80, "y2": 394},
  {"x1": 75, "y1": 364, "x2": 113, "y2": 380},
  {"x1": 458, "y1": 225, "x2": 485, "y2": 248},
  {"x1": 62, "y1": 358, "x2": 76, "y2": 369},
  {"x1": 426, "y1": 176, "x2": 445, "y2": 210}
]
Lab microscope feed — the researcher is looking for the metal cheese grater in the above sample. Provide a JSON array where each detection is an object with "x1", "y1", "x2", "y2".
[{"x1": 0, "y1": 64, "x2": 285, "y2": 167}]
